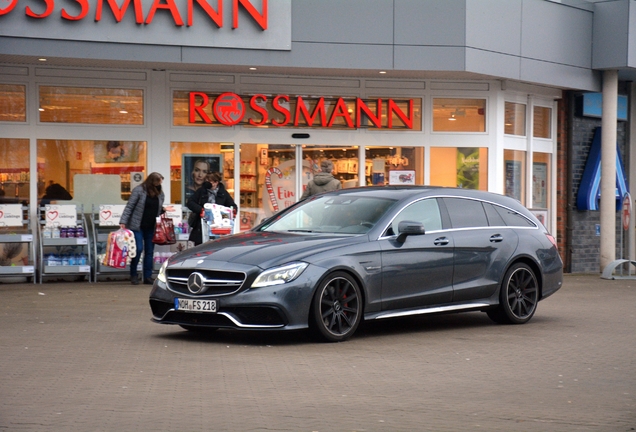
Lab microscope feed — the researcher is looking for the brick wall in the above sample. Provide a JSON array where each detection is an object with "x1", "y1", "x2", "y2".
[{"x1": 566, "y1": 92, "x2": 628, "y2": 273}]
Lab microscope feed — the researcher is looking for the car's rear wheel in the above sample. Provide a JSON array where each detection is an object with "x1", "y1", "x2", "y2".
[
  {"x1": 309, "y1": 272, "x2": 362, "y2": 342},
  {"x1": 488, "y1": 263, "x2": 539, "y2": 324}
]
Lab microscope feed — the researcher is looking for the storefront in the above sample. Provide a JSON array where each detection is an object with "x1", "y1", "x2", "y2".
[
  {"x1": 2, "y1": 0, "x2": 635, "y2": 274},
  {"x1": 0, "y1": 71, "x2": 559, "y2": 230}
]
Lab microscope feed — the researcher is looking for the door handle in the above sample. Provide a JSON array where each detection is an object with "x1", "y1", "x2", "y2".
[
  {"x1": 490, "y1": 234, "x2": 503, "y2": 243},
  {"x1": 434, "y1": 237, "x2": 449, "y2": 246}
]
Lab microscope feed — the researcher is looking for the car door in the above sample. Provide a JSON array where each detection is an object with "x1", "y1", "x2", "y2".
[
  {"x1": 441, "y1": 198, "x2": 519, "y2": 302},
  {"x1": 379, "y1": 198, "x2": 454, "y2": 311}
]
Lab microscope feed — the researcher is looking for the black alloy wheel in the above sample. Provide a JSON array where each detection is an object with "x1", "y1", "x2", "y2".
[
  {"x1": 310, "y1": 272, "x2": 362, "y2": 342},
  {"x1": 488, "y1": 263, "x2": 539, "y2": 325}
]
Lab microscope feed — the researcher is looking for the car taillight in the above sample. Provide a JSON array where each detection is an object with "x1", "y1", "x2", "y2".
[{"x1": 545, "y1": 233, "x2": 558, "y2": 248}]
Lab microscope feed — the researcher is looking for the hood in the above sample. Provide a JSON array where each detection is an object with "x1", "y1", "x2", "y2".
[
  {"x1": 170, "y1": 231, "x2": 367, "y2": 269},
  {"x1": 312, "y1": 172, "x2": 336, "y2": 186}
]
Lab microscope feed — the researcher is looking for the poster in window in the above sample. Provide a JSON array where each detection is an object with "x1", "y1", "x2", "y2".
[
  {"x1": 532, "y1": 162, "x2": 547, "y2": 208},
  {"x1": 182, "y1": 154, "x2": 222, "y2": 206},
  {"x1": 456, "y1": 148, "x2": 480, "y2": 189},
  {"x1": 94, "y1": 141, "x2": 139, "y2": 163},
  {"x1": 505, "y1": 160, "x2": 522, "y2": 201}
]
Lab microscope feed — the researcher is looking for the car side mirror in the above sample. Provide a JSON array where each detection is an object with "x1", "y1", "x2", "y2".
[{"x1": 396, "y1": 220, "x2": 425, "y2": 243}]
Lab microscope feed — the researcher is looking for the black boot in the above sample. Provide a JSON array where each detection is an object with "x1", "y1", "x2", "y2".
[
  {"x1": 143, "y1": 277, "x2": 155, "y2": 285},
  {"x1": 130, "y1": 275, "x2": 139, "y2": 285}
]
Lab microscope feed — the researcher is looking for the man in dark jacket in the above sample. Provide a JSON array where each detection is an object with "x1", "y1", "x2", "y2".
[
  {"x1": 186, "y1": 172, "x2": 237, "y2": 246},
  {"x1": 300, "y1": 160, "x2": 342, "y2": 200}
]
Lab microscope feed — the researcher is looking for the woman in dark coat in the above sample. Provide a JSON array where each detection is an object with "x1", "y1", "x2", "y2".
[
  {"x1": 119, "y1": 172, "x2": 165, "y2": 285},
  {"x1": 186, "y1": 172, "x2": 237, "y2": 246}
]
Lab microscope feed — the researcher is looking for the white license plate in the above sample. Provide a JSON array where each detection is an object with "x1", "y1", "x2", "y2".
[{"x1": 174, "y1": 298, "x2": 217, "y2": 313}]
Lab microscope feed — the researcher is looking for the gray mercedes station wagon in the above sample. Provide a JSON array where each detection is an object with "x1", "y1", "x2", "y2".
[{"x1": 150, "y1": 187, "x2": 563, "y2": 342}]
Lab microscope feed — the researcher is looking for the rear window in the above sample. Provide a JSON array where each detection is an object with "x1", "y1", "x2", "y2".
[
  {"x1": 483, "y1": 203, "x2": 506, "y2": 226},
  {"x1": 443, "y1": 198, "x2": 488, "y2": 229},
  {"x1": 493, "y1": 206, "x2": 535, "y2": 227}
]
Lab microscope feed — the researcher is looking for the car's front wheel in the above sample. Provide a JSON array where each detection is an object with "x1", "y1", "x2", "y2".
[
  {"x1": 309, "y1": 272, "x2": 362, "y2": 342},
  {"x1": 488, "y1": 263, "x2": 539, "y2": 324}
]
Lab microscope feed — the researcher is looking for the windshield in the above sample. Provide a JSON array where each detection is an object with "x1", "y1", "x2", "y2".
[{"x1": 260, "y1": 195, "x2": 397, "y2": 234}]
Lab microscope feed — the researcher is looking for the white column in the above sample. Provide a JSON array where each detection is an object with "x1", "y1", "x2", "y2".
[{"x1": 600, "y1": 70, "x2": 618, "y2": 271}]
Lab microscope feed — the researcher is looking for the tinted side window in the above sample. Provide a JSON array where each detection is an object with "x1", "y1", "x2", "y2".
[
  {"x1": 483, "y1": 203, "x2": 506, "y2": 226},
  {"x1": 443, "y1": 198, "x2": 488, "y2": 228},
  {"x1": 389, "y1": 198, "x2": 442, "y2": 235},
  {"x1": 493, "y1": 205, "x2": 535, "y2": 227}
]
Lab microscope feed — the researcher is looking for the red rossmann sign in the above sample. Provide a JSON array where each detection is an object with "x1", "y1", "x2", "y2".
[
  {"x1": 190, "y1": 92, "x2": 415, "y2": 129},
  {"x1": 0, "y1": 0, "x2": 267, "y2": 28}
]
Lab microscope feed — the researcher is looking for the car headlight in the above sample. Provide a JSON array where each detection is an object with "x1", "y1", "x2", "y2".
[
  {"x1": 157, "y1": 260, "x2": 169, "y2": 283},
  {"x1": 251, "y1": 262, "x2": 308, "y2": 288}
]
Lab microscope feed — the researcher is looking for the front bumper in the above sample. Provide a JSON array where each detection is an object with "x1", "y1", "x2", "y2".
[{"x1": 149, "y1": 264, "x2": 326, "y2": 331}]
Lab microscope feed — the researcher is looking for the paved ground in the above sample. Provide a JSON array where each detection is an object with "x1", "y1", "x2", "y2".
[{"x1": 0, "y1": 274, "x2": 635, "y2": 432}]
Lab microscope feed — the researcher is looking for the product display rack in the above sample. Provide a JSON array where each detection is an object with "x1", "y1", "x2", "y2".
[
  {"x1": 38, "y1": 205, "x2": 92, "y2": 283},
  {"x1": 90, "y1": 205, "x2": 132, "y2": 282},
  {"x1": 0, "y1": 205, "x2": 36, "y2": 283}
]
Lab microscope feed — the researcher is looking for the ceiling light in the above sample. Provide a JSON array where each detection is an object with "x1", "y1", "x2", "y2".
[
  {"x1": 39, "y1": 108, "x2": 45, "y2": 112},
  {"x1": 379, "y1": 71, "x2": 387, "y2": 74},
  {"x1": 119, "y1": 109, "x2": 128, "y2": 114},
  {"x1": 249, "y1": 67, "x2": 257, "y2": 71},
  {"x1": 38, "y1": 58, "x2": 47, "y2": 62},
  {"x1": 448, "y1": 113, "x2": 457, "y2": 121}
]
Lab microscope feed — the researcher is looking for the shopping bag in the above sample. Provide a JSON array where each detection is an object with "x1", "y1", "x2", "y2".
[
  {"x1": 153, "y1": 214, "x2": 176, "y2": 245},
  {"x1": 102, "y1": 229, "x2": 136, "y2": 269},
  {"x1": 201, "y1": 218, "x2": 210, "y2": 243}
]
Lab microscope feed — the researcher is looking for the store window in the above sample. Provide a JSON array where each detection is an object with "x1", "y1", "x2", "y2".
[
  {"x1": 504, "y1": 150, "x2": 526, "y2": 202},
  {"x1": 0, "y1": 84, "x2": 26, "y2": 122},
  {"x1": 504, "y1": 102, "x2": 526, "y2": 136},
  {"x1": 533, "y1": 106, "x2": 552, "y2": 139},
  {"x1": 39, "y1": 86, "x2": 144, "y2": 125},
  {"x1": 364, "y1": 147, "x2": 422, "y2": 186},
  {"x1": 238, "y1": 144, "x2": 295, "y2": 231},
  {"x1": 37, "y1": 140, "x2": 147, "y2": 206},
  {"x1": 169, "y1": 142, "x2": 234, "y2": 206},
  {"x1": 532, "y1": 153, "x2": 550, "y2": 210},
  {"x1": 430, "y1": 147, "x2": 488, "y2": 190},
  {"x1": 0, "y1": 138, "x2": 30, "y2": 204},
  {"x1": 302, "y1": 146, "x2": 360, "y2": 188},
  {"x1": 432, "y1": 98, "x2": 486, "y2": 132}
]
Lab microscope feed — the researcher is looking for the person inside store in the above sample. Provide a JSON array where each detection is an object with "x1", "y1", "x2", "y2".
[
  {"x1": 106, "y1": 140, "x2": 125, "y2": 162},
  {"x1": 40, "y1": 182, "x2": 73, "y2": 206},
  {"x1": 119, "y1": 172, "x2": 165, "y2": 285},
  {"x1": 184, "y1": 159, "x2": 211, "y2": 203},
  {"x1": 187, "y1": 171, "x2": 237, "y2": 246},
  {"x1": 300, "y1": 159, "x2": 342, "y2": 200}
]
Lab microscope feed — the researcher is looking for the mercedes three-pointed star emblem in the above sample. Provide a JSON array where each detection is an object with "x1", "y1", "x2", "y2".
[{"x1": 187, "y1": 272, "x2": 206, "y2": 294}]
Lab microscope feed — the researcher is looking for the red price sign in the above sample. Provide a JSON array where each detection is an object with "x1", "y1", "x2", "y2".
[{"x1": 622, "y1": 193, "x2": 632, "y2": 231}]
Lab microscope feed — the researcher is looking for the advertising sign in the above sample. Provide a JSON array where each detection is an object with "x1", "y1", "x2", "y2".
[
  {"x1": 45, "y1": 205, "x2": 77, "y2": 227},
  {"x1": 622, "y1": 193, "x2": 632, "y2": 231},
  {"x1": 98, "y1": 205, "x2": 126, "y2": 226},
  {"x1": 0, "y1": 204, "x2": 24, "y2": 227}
]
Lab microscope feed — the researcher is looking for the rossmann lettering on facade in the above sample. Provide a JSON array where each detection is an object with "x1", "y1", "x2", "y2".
[
  {"x1": 189, "y1": 92, "x2": 416, "y2": 130},
  {"x1": 0, "y1": 0, "x2": 267, "y2": 28}
]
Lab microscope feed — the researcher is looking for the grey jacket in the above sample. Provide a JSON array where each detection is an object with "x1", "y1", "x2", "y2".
[
  {"x1": 300, "y1": 172, "x2": 342, "y2": 200},
  {"x1": 120, "y1": 184, "x2": 165, "y2": 231}
]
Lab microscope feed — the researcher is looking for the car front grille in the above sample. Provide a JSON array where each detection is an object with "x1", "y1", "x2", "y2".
[{"x1": 166, "y1": 268, "x2": 246, "y2": 296}]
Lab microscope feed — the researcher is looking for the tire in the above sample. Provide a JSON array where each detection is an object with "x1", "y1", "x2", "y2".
[
  {"x1": 309, "y1": 272, "x2": 363, "y2": 342},
  {"x1": 488, "y1": 263, "x2": 539, "y2": 325}
]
